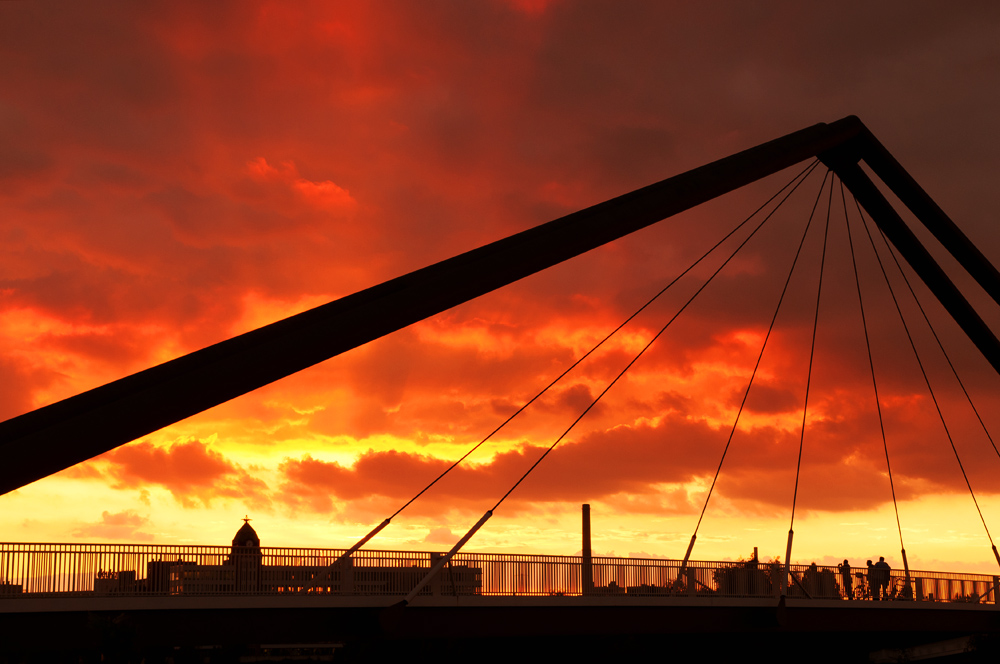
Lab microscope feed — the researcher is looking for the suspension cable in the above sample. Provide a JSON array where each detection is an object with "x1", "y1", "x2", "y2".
[
  {"x1": 384, "y1": 159, "x2": 821, "y2": 521},
  {"x1": 788, "y1": 173, "x2": 834, "y2": 531},
  {"x1": 681, "y1": 169, "x2": 832, "y2": 568},
  {"x1": 394, "y1": 164, "x2": 825, "y2": 604},
  {"x1": 869, "y1": 210, "x2": 1000, "y2": 465},
  {"x1": 852, "y1": 193, "x2": 1000, "y2": 564},
  {"x1": 303, "y1": 161, "x2": 821, "y2": 594},
  {"x1": 781, "y1": 172, "x2": 834, "y2": 587},
  {"x1": 841, "y1": 180, "x2": 908, "y2": 576},
  {"x1": 490, "y1": 166, "x2": 822, "y2": 514}
]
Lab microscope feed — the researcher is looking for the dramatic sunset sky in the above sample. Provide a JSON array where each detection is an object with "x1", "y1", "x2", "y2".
[{"x1": 2, "y1": 1, "x2": 1000, "y2": 574}]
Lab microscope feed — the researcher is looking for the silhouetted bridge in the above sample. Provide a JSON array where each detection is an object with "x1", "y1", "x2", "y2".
[
  {"x1": 4, "y1": 115, "x2": 1000, "y2": 660},
  {"x1": 3, "y1": 542, "x2": 1000, "y2": 661},
  {"x1": 3, "y1": 542, "x2": 996, "y2": 602}
]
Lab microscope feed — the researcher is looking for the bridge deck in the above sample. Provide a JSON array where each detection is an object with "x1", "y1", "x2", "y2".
[
  {"x1": 3, "y1": 542, "x2": 1000, "y2": 659},
  {"x1": 2, "y1": 594, "x2": 1000, "y2": 659}
]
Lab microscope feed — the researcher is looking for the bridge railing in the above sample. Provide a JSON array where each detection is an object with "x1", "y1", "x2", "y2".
[{"x1": 1, "y1": 542, "x2": 997, "y2": 605}]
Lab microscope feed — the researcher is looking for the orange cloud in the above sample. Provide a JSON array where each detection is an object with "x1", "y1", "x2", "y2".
[
  {"x1": 100, "y1": 439, "x2": 271, "y2": 510},
  {"x1": 73, "y1": 510, "x2": 154, "y2": 542},
  {"x1": 274, "y1": 398, "x2": 997, "y2": 522},
  {"x1": 247, "y1": 157, "x2": 357, "y2": 212},
  {"x1": 1, "y1": 0, "x2": 999, "y2": 563}
]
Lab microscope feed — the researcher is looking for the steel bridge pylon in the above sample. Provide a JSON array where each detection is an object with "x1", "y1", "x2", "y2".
[{"x1": 0, "y1": 115, "x2": 997, "y2": 502}]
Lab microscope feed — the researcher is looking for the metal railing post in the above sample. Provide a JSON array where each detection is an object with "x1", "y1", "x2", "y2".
[
  {"x1": 429, "y1": 553, "x2": 443, "y2": 597},
  {"x1": 342, "y1": 555, "x2": 354, "y2": 594}
]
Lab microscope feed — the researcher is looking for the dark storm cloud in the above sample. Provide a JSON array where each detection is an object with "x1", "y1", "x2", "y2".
[{"x1": 0, "y1": 0, "x2": 999, "y2": 527}]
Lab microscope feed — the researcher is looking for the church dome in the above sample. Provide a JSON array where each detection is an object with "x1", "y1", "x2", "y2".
[{"x1": 232, "y1": 517, "x2": 260, "y2": 548}]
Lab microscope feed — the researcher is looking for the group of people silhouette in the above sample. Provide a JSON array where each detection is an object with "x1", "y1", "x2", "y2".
[{"x1": 838, "y1": 556, "x2": 895, "y2": 600}]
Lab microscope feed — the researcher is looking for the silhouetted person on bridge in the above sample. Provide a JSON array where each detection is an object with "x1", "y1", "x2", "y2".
[
  {"x1": 839, "y1": 559, "x2": 853, "y2": 599},
  {"x1": 866, "y1": 560, "x2": 874, "y2": 599},
  {"x1": 874, "y1": 557, "x2": 891, "y2": 600}
]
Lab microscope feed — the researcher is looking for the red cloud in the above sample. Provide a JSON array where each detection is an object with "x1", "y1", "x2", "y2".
[
  {"x1": 277, "y1": 397, "x2": 1000, "y2": 521},
  {"x1": 101, "y1": 439, "x2": 271, "y2": 510},
  {"x1": 1, "y1": 0, "x2": 999, "y2": 555},
  {"x1": 0, "y1": 354, "x2": 63, "y2": 421}
]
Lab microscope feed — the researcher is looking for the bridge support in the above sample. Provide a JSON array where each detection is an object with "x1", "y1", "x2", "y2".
[
  {"x1": 404, "y1": 510, "x2": 492, "y2": 604},
  {"x1": 342, "y1": 555, "x2": 354, "y2": 595},
  {"x1": 429, "y1": 553, "x2": 444, "y2": 597},
  {"x1": 6, "y1": 114, "x2": 1000, "y2": 505},
  {"x1": 581, "y1": 504, "x2": 593, "y2": 595},
  {"x1": 822, "y1": 153, "x2": 1000, "y2": 378},
  {"x1": 0, "y1": 118, "x2": 872, "y2": 495},
  {"x1": 901, "y1": 548, "x2": 912, "y2": 598},
  {"x1": 782, "y1": 529, "x2": 794, "y2": 596}
]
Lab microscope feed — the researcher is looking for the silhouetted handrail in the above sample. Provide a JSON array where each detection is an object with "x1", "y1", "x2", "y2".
[{"x1": 1, "y1": 541, "x2": 996, "y2": 605}]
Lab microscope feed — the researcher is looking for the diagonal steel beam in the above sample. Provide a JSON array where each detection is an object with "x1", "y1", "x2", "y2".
[
  {"x1": 0, "y1": 115, "x2": 994, "y2": 496},
  {"x1": 823, "y1": 152, "x2": 1000, "y2": 376},
  {"x1": 854, "y1": 128, "x2": 1000, "y2": 305}
]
